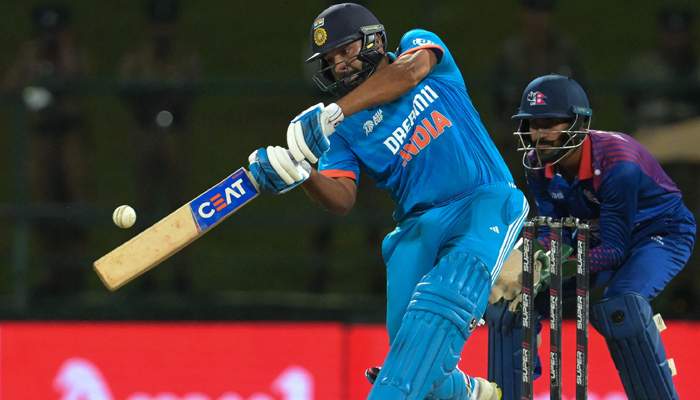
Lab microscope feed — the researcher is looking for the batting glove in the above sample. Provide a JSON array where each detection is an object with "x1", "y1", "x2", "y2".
[
  {"x1": 287, "y1": 102, "x2": 344, "y2": 163},
  {"x1": 249, "y1": 146, "x2": 311, "y2": 195}
]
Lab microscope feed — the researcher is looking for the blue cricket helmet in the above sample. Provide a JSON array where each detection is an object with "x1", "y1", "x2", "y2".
[
  {"x1": 512, "y1": 73, "x2": 591, "y2": 120},
  {"x1": 306, "y1": 3, "x2": 387, "y2": 96},
  {"x1": 512, "y1": 74, "x2": 593, "y2": 169}
]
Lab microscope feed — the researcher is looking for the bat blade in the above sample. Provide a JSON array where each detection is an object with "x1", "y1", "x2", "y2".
[{"x1": 94, "y1": 168, "x2": 259, "y2": 291}]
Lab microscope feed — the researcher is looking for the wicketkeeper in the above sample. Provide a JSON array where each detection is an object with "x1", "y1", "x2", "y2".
[{"x1": 487, "y1": 74, "x2": 696, "y2": 400}]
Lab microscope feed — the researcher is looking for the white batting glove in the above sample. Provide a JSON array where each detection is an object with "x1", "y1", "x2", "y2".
[
  {"x1": 287, "y1": 103, "x2": 344, "y2": 163},
  {"x1": 248, "y1": 146, "x2": 311, "y2": 195}
]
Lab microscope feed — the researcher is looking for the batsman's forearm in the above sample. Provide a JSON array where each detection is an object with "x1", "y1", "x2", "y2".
[
  {"x1": 336, "y1": 71, "x2": 413, "y2": 117},
  {"x1": 336, "y1": 51, "x2": 433, "y2": 117},
  {"x1": 301, "y1": 169, "x2": 356, "y2": 216}
]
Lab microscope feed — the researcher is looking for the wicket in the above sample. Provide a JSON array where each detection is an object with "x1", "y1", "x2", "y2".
[{"x1": 521, "y1": 217, "x2": 590, "y2": 400}]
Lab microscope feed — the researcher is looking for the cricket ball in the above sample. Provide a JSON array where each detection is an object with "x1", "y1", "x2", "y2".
[{"x1": 113, "y1": 205, "x2": 137, "y2": 229}]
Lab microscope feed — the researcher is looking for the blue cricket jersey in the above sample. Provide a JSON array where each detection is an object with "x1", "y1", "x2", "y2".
[
  {"x1": 318, "y1": 29, "x2": 513, "y2": 221},
  {"x1": 527, "y1": 130, "x2": 696, "y2": 272}
]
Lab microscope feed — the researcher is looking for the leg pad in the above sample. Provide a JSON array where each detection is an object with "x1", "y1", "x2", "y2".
[
  {"x1": 368, "y1": 253, "x2": 490, "y2": 400},
  {"x1": 590, "y1": 293, "x2": 679, "y2": 400},
  {"x1": 486, "y1": 302, "x2": 543, "y2": 400}
]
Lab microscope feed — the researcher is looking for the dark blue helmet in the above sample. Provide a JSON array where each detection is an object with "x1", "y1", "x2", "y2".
[
  {"x1": 512, "y1": 74, "x2": 592, "y2": 169},
  {"x1": 305, "y1": 3, "x2": 387, "y2": 96}
]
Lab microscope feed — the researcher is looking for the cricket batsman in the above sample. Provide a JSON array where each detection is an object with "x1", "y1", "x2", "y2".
[
  {"x1": 486, "y1": 74, "x2": 696, "y2": 400},
  {"x1": 248, "y1": 3, "x2": 527, "y2": 400}
]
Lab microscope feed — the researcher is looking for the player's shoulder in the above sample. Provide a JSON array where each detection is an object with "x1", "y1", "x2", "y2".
[
  {"x1": 398, "y1": 29, "x2": 444, "y2": 49},
  {"x1": 396, "y1": 29, "x2": 453, "y2": 71},
  {"x1": 589, "y1": 130, "x2": 643, "y2": 155},
  {"x1": 401, "y1": 28, "x2": 441, "y2": 40},
  {"x1": 588, "y1": 130, "x2": 648, "y2": 175}
]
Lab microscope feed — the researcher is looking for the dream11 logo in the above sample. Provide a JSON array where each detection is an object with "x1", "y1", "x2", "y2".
[{"x1": 53, "y1": 358, "x2": 315, "y2": 400}]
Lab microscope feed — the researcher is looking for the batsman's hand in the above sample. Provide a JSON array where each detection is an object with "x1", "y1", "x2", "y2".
[
  {"x1": 489, "y1": 248, "x2": 526, "y2": 305},
  {"x1": 498, "y1": 244, "x2": 577, "y2": 314},
  {"x1": 507, "y1": 249, "x2": 550, "y2": 313},
  {"x1": 489, "y1": 249, "x2": 550, "y2": 306},
  {"x1": 249, "y1": 146, "x2": 311, "y2": 195},
  {"x1": 287, "y1": 103, "x2": 344, "y2": 163}
]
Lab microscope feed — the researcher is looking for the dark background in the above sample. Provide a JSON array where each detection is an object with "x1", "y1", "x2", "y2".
[{"x1": 1, "y1": 0, "x2": 699, "y2": 321}]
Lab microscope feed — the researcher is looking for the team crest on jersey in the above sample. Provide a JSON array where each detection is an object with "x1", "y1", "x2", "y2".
[
  {"x1": 314, "y1": 28, "x2": 327, "y2": 46},
  {"x1": 527, "y1": 91, "x2": 548, "y2": 106}
]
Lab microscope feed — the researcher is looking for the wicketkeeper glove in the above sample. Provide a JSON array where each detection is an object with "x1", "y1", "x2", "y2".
[
  {"x1": 506, "y1": 244, "x2": 578, "y2": 314},
  {"x1": 249, "y1": 146, "x2": 311, "y2": 195},
  {"x1": 489, "y1": 239, "x2": 546, "y2": 306},
  {"x1": 287, "y1": 103, "x2": 344, "y2": 163}
]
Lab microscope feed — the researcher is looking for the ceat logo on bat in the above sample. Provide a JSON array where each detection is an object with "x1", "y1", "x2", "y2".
[
  {"x1": 527, "y1": 91, "x2": 548, "y2": 106},
  {"x1": 189, "y1": 168, "x2": 258, "y2": 233}
]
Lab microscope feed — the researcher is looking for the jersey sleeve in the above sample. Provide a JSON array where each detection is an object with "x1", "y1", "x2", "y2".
[
  {"x1": 317, "y1": 133, "x2": 360, "y2": 183},
  {"x1": 395, "y1": 29, "x2": 462, "y2": 84},
  {"x1": 589, "y1": 161, "x2": 641, "y2": 272}
]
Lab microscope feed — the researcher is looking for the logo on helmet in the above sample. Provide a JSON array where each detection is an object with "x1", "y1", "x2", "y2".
[
  {"x1": 527, "y1": 91, "x2": 548, "y2": 106},
  {"x1": 314, "y1": 28, "x2": 327, "y2": 46},
  {"x1": 313, "y1": 18, "x2": 324, "y2": 29}
]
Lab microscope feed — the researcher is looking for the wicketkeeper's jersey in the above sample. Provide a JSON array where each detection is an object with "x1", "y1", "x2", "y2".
[
  {"x1": 527, "y1": 131, "x2": 696, "y2": 272},
  {"x1": 318, "y1": 29, "x2": 513, "y2": 221}
]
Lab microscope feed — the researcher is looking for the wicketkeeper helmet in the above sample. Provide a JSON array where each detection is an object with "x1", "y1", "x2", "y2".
[{"x1": 512, "y1": 74, "x2": 592, "y2": 169}]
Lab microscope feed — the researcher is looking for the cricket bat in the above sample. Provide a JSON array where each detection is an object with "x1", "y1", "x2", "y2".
[{"x1": 94, "y1": 167, "x2": 259, "y2": 291}]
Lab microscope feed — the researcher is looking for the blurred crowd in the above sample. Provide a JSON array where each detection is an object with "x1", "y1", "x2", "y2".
[
  {"x1": 2, "y1": 0, "x2": 700, "y2": 319},
  {"x1": 3, "y1": 0, "x2": 202, "y2": 295}
]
